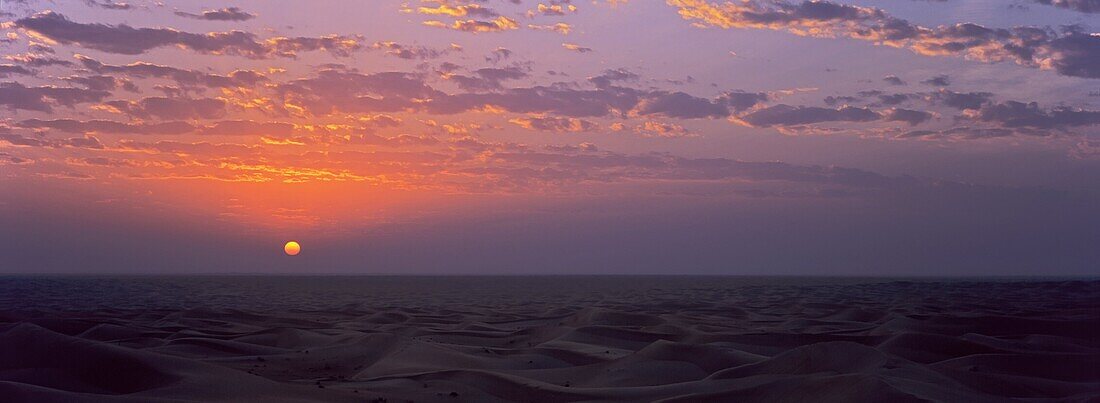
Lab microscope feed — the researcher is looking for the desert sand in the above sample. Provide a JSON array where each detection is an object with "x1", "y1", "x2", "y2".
[{"x1": 0, "y1": 276, "x2": 1097, "y2": 402}]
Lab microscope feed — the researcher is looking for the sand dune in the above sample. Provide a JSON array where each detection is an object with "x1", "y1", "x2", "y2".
[{"x1": 0, "y1": 277, "x2": 1098, "y2": 402}]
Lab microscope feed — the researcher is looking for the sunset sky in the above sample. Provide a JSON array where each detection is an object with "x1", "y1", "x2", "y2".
[{"x1": 0, "y1": 0, "x2": 1097, "y2": 274}]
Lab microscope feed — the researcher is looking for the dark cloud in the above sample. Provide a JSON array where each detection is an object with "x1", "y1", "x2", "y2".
[
  {"x1": 636, "y1": 92, "x2": 732, "y2": 119},
  {"x1": 824, "y1": 95, "x2": 859, "y2": 106},
  {"x1": 0, "y1": 82, "x2": 109, "y2": 112},
  {"x1": 0, "y1": 133, "x2": 104, "y2": 149},
  {"x1": 0, "y1": 65, "x2": 34, "y2": 77},
  {"x1": 884, "y1": 108, "x2": 933, "y2": 126},
  {"x1": 485, "y1": 47, "x2": 513, "y2": 63},
  {"x1": 877, "y1": 93, "x2": 912, "y2": 106},
  {"x1": 107, "y1": 97, "x2": 227, "y2": 120},
  {"x1": 276, "y1": 69, "x2": 439, "y2": 114},
  {"x1": 719, "y1": 91, "x2": 771, "y2": 112},
  {"x1": 883, "y1": 75, "x2": 906, "y2": 85},
  {"x1": 670, "y1": 0, "x2": 1100, "y2": 78},
  {"x1": 77, "y1": 55, "x2": 267, "y2": 90},
  {"x1": 6, "y1": 54, "x2": 73, "y2": 68},
  {"x1": 16, "y1": 119, "x2": 195, "y2": 135},
  {"x1": 276, "y1": 68, "x2": 763, "y2": 121},
  {"x1": 15, "y1": 12, "x2": 362, "y2": 58},
  {"x1": 0, "y1": 152, "x2": 32, "y2": 165},
  {"x1": 931, "y1": 89, "x2": 993, "y2": 110},
  {"x1": 899, "y1": 127, "x2": 1015, "y2": 139},
  {"x1": 446, "y1": 67, "x2": 529, "y2": 91},
  {"x1": 62, "y1": 135, "x2": 104, "y2": 149},
  {"x1": 174, "y1": 7, "x2": 256, "y2": 21},
  {"x1": 63, "y1": 75, "x2": 116, "y2": 92},
  {"x1": 0, "y1": 133, "x2": 51, "y2": 147},
  {"x1": 634, "y1": 90, "x2": 767, "y2": 119},
  {"x1": 428, "y1": 85, "x2": 641, "y2": 117},
  {"x1": 1032, "y1": 0, "x2": 1100, "y2": 13},
  {"x1": 589, "y1": 69, "x2": 639, "y2": 89},
  {"x1": 1046, "y1": 32, "x2": 1100, "y2": 78},
  {"x1": 740, "y1": 105, "x2": 880, "y2": 127},
  {"x1": 975, "y1": 101, "x2": 1100, "y2": 130},
  {"x1": 921, "y1": 75, "x2": 951, "y2": 86}
]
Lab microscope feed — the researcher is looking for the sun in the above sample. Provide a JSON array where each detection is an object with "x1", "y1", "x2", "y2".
[{"x1": 284, "y1": 241, "x2": 301, "y2": 256}]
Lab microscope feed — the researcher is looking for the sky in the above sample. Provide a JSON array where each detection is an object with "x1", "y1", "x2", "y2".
[{"x1": 0, "y1": 0, "x2": 1097, "y2": 275}]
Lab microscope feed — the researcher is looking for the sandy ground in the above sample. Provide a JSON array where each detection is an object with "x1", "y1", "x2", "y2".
[{"x1": 0, "y1": 277, "x2": 1097, "y2": 402}]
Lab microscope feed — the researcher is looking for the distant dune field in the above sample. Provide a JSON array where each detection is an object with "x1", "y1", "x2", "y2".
[{"x1": 0, "y1": 276, "x2": 1097, "y2": 402}]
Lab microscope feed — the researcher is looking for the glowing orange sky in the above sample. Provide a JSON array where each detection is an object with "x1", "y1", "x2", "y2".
[{"x1": 0, "y1": 0, "x2": 1097, "y2": 274}]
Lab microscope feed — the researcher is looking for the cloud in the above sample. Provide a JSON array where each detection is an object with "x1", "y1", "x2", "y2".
[
  {"x1": 197, "y1": 120, "x2": 296, "y2": 136},
  {"x1": 116, "y1": 139, "x2": 261, "y2": 158},
  {"x1": 528, "y1": 23, "x2": 573, "y2": 34},
  {"x1": 973, "y1": 101, "x2": 1100, "y2": 130},
  {"x1": 876, "y1": 93, "x2": 912, "y2": 106},
  {"x1": 739, "y1": 104, "x2": 880, "y2": 127},
  {"x1": 418, "y1": 4, "x2": 499, "y2": 18},
  {"x1": 424, "y1": 16, "x2": 520, "y2": 33},
  {"x1": 16, "y1": 119, "x2": 194, "y2": 135},
  {"x1": 636, "y1": 91, "x2": 734, "y2": 119},
  {"x1": 883, "y1": 108, "x2": 933, "y2": 125},
  {"x1": 428, "y1": 85, "x2": 641, "y2": 117},
  {"x1": 0, "y1": 152, "x2": 33, "y2": 165},
  {"x1": 276, "y1": 67, "x2": 765, "y2": 121},
  {"x1": 357, "y1": 134, "x2": 440, "y2": 147},
  {"x1": 486, "y1": 47, "x2": 513, "y2": 63},
  {"x1": 562, "y1": 43, "x2": 593, "y2": 53},
  {"x1": 1045, "y1": 32, "x2": 1100, "y2": 78},
  {"x1": 174, "y1": 7, "x2": 256, "y2": 21},
  {"x1": 510, "y1": 116, "x2": 597, "y2": 132},
  {"x1": 719, "y1": 91, "x2": 771, "y2": 111},
  {"x1": 0, "y1": 133, "x2": 104, "y2": 149},
  {"x1": 372, "y1": 41, "x2": 450, "y2": 60},
  {"x1": 633, "y1": 121, "x2": 696, "y2": 138},
  {"x1": 107, "y1": 97, "x2": 227, "y2": 120},
  {"x1": 0, "y1": 65, "x2": 34, "y2": 77},
  {"x1": 4, "y1": 54, "x2": 74, "y2": 68},
  {"x1": 883, "y1": 75, "x2": 906, "y2": 85},
  {"x1": 589, "y1": 68, "x2": 639, "y2": 88},
  {"x1": 444, "y1": 67, "x2": 530, "y2": 91},
  {"x1": 77, "y1": 55, "x2": 267, "y2": 90},
  {"x1": 529, "y1": 3, "x2": 578, "y2": 17},
  {"x1": 84, "y1": 0, "x2": 132, "y2": 10},
  {"x1": 276, "y1": 69, "x2": 440, "y2": 115},
  {"x1": 15, "y1": 11, "x2": 363, "y2": 58},
  {"x1": 898, "y1": 127, "x2": 1015, "y2": 139},
  {"x1": 1032, "y1": 0, "x2": 1099, "y2": 13},
  {"x1": 0, "y1": 82, "x2": 109, "y2": 112},
  {"x1": 921, "y1": 75, "x2": 951, "y2": 86},
  {"x1": 63, "y1": 75, "x2": 137, "y2": 92},
  {"x1": 667, "y1": 0, "x2": 1100, "y2": 78},
  {"x1": 931, "y1": 89, "x2": 993, "y2": 110}
]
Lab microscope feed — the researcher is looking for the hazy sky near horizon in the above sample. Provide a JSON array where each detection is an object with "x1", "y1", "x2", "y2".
[{"x1": 0, "y1": 0, "x2": 1097, "y2": 274}]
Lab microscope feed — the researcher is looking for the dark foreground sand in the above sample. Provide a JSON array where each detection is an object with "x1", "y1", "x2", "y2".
[{"x1": 0, "y1": 276, "x2": 1097, "y2": 402}]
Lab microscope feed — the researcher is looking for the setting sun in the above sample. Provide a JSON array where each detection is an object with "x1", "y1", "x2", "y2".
[{"x1": 284, "y1": 241, "x2": 301, "y2": 256}]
